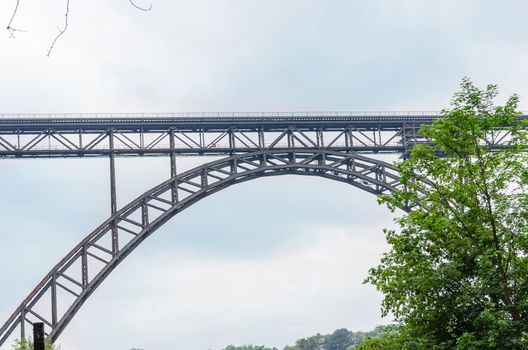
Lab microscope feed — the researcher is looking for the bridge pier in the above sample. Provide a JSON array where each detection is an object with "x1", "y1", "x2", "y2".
[
  {"x1": 169, "y1": 128, "x2": 178, "y2": 203},
  {"x1": 109, "y1": 130, "x2": 119, "y2": 255}
]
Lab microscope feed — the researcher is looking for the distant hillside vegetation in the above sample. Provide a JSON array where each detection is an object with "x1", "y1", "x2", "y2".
[{"x1": 222, "y1": 325, "x2": 392, "y2": 350}]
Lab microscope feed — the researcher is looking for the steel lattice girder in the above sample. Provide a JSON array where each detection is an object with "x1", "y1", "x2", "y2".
[
  {"x1": 0, "y1": 113, "x2": 524, "y2": 158},
  {"x1": 0, "y1": 112, "x2": 525, "y2": 346},
  {"x1": 0, "y1": 149, "x2": 402, "y2": 346}
]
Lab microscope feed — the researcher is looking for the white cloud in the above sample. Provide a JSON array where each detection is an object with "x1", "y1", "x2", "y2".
[
  {"x1": 62, "y1": 225, "x2": 393, "y2": 350},
  {"x1": 2, "y1": 0, "x2": 528, "y2": 112}
]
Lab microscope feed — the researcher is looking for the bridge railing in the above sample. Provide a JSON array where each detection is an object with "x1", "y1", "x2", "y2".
[{"x1": 0, "y1": 111, "x2": 441, "y2": 118}]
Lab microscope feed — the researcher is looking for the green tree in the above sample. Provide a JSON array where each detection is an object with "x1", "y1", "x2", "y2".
[
  {"x1": 346, "y1": 326, "x2": 400, "y2": 350},
  {"x1": 11, "y1": 338, "x2": 60, "y2": 350},
  {"x1": 283, "y1": 346, "x2": 301, "y2": 350},
  {"x1": 354, "y1": 335, "x2": 400, "y2": 350},
  {"x1": 287, "y1": 326, "x2": 393, "y2": 350},
  {"x1": 295, "y1": 333, "x2": 324, "y2": 350},
  {"x1": 366, "y1": 78, "x2": 528, "y2": 349},
  {"x1": 223, "y1": 345, "x2": 278, "y2": 350},
  {"x1": 324, "y1": 328, "x2": 353, "y2": 350},
  {"x1": 354, "y1": 327, "x2": 403, "y2": 350}
]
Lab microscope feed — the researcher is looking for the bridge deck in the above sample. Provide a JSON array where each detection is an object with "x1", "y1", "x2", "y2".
[
  {"x1": 0, "y1": 113, "x2": 523, "y2": 158},
  {"x1": 0, "y1": 112, "x2": 440, "y2": 132}
]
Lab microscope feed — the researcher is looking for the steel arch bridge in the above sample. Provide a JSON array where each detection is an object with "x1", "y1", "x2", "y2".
[{"x1": 0, "y1": 112, "x2": 525, "y2": 346}]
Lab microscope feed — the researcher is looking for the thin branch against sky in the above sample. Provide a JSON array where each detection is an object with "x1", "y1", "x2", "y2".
[
  {"x1": 6, "y1": 0, "x2": 25, "y2": 38},
  {"x1": 6, "y1": 0, "x2": 152, "y2": 55},
  {"x1": 129, "y1": 0, "x2": 153, "y2": 12},
  {"x1": 47, "y1": 0, "x2": 70, "y2": 57}
]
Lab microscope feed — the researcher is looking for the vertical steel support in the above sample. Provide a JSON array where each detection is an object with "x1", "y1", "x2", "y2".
[
  {"x1": 346, "y1": 127, "x2": 353, "y2": 151},
  {"x1": 169, "y1": 128, "x2": 178, "y2": 203},
  {"x1": 199, "y1": 128, "x2": 205, "y2": 148},
  {"x1": 51, "y1": 276, "x2": 58, "y2": 326},
  {"x1": 316, "y1": 128, "x2": 324, "y2": 148},
  {"x1": 81, "y1": 245, "x2": 88, "y2": 286},
  {"x1": 260, "y1": 152, "x2": 267, "y2": 166},
  {"x1": 230, "y1": 158, "x2": 237, "y2": 174},
  {"x1": 201, "y1": 169, "x2": 208, "y2": 187},
  {"x1": 109, "y1": 130, "x2": 119, "y2": 255},
  {"x1": 228, "y1": 129, "x2": 235, "y2": 153},
  {"x1": 401, "y1": 122, "x2": 413, "y2": 159},
  {"x1": 288, "y1": 128, "x2": 295, "y2": 163},
  {"x1": 33, "y1": 323, "x2": 45, "y2": 350},
  {"x1": 109, "y1": 130, "x2": 117, "y2": 215},
  {"x1": 348, "y1": 157, "x2": 356, "y2": 172},
  {"x1": 20, "y1": 312, "x2": 25, "y2": 340},
  {"x1": 258, "y1": 128, "x2": 265, "y2": 149},
  {"x1": 141, "y1": 200, "x2": 149, "y2": 227}
]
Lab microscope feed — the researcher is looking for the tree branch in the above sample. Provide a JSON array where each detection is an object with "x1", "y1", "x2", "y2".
[
  {"x1": 7, "y1": 0, "x2": 152, "y2": 54},
  {"x1": 47, "y1": 0, "x2": 70, "y2": 57},
  {"x1": 6, "y1": 0, "x2": 26, "y2": 38},
  {"x1": 128, "y1": 0, "x2": 152, "y2": 11},
  {"x1": 472, "y1": 130, "x2": 520, "y2": 328}
]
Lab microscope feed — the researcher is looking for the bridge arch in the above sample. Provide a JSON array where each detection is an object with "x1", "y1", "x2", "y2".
[{"x1": 0, "y1": 149, "x2": 403, "y2": 346}]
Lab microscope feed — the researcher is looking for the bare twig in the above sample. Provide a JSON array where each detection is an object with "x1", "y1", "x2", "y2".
[
  {"x1": 47, "y1": 0, "x2": 70, "y2": 57},
  {"x1": 6, "y1": 0, "x2": 26, "y2": 38},
  {"x1": 7, "y1": 0, "x2": 151, "y2": 55},
  {"x1": 128, "y1": 0, "x2": 152, "y2": 11}
]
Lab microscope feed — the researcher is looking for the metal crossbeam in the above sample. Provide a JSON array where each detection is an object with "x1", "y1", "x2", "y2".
[
  {"x1": 0, "y1": 113, "x2": 523, "y2": 158},
  {"x1": 0, "y1": 112, "x2": 528, "y2": 158},
  {"x1": 0, "y1": 113, "x2": 440, "y2": 158}
]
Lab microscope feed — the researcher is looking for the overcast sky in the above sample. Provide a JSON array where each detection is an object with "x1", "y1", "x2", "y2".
[{"x1": 1, "y1": 1, "x2": 528, "y2": 349}]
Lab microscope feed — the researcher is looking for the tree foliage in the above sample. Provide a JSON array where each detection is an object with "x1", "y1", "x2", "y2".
[
  {"x1": 223, "y1": 326, "x2": 391, "y2": 350},
  {"x1": 11, "y1": 338, "x2": 60, "y2": 350},
  {"x1": 288, "y1": 326, "x2": 391, "y2": 350},
  {"x1": 354, "y1": 326, "x2": 402, "y2": 350},
  {"x1": 223, "y1": 345, "x2": 278, "y2": 350},
  {"x1": 366, "y1": 78, "x2": 528, "y2": 349}
]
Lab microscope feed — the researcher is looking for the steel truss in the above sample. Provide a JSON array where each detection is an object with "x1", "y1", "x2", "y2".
[
  {"x1": 0, "y1": 112, "x2": 526, "y2": 347},
  {"x1": 0, "y1": 149, "x2": 402, "y2": 346},
  {"x1": 0, "y1": 114, "x2": 432, "y2": 158},
  {"x1": 1, "y1": 112, "x2": 521, "y2": 158}
]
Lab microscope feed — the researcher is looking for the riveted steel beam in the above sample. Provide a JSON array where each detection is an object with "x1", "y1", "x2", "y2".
[{"x1": 0, "y1": 149, "x2": 406, "y2": 346}]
